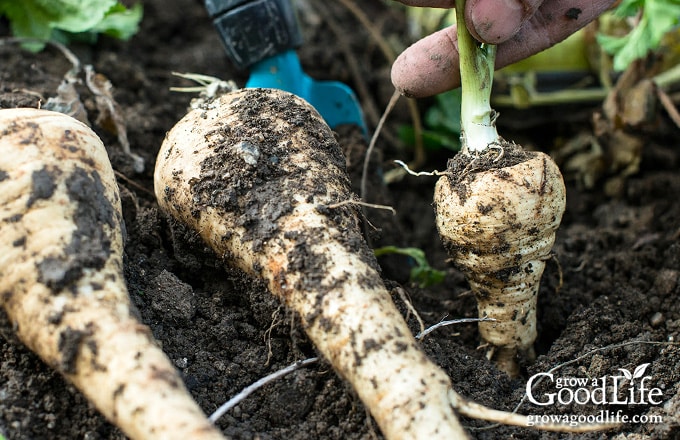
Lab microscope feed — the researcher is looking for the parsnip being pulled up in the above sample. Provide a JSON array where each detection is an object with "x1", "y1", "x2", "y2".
[
  {"x1": 0, "y1": 108, "x2": 225, "y2": 440},
  {"x1": 434, "y1": 147, "x2": 565, "y2": 375},
  {"x1": 433, "y1": 0, "x2": 566, "y2": 376},
  {"x1": 155, "y1": 88, "x2": 468, "y2": 440}
]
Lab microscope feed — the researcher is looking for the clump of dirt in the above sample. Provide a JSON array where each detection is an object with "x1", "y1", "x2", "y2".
[
  {"x1": 441, "y1": 141, "x2": 531, "y2": 205},
  {"x1": 1, "y1": 1, "x2": 680, "y2": 439},
  {"x1": 37, "y1": 167, "x2": 117, "y2": 292},
  {"x1": 446, "y1": 141, "x2": 530, "y2": 178}
]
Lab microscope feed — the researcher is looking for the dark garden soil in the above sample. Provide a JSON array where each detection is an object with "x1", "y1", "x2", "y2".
[{"x1": 1, "y1": 0, "x2": 679, "y2": 439}]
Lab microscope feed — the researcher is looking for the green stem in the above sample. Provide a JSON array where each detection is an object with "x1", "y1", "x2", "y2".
[
  {"x1": 455, "y1": 0, "x2": 500, "y2": 153},
  {"x1": 653, "y1": 62, "x2": 680, "y2": 90}
]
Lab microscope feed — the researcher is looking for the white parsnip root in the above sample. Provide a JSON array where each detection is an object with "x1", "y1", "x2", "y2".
[
  {"x1": 154, "y1": 88, "x2": 469, "y2": 440},
  {"x1": 433, "y1": 0, "x2": 567, "y2": 377},
  {"x1": 434, "y1": 149, "x2": 566, "y2": 375},
  {"x1": 0, "y1": 108, "x2": 225, "y2": 440}
]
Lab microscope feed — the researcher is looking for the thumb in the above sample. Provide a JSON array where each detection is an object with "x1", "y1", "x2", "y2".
[{"x1": 465, "y1": 0, "x2": 544, "y2": 44}]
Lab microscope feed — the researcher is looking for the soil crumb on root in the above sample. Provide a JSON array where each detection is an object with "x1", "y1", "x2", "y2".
[{"x1": 36, "y1": 167, "x2": 116, "y2": 292}]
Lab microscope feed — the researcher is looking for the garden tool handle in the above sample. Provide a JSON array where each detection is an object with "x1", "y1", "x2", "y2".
[{"x1": 204, "y1": 0, "x2": 303, "y2": 69}]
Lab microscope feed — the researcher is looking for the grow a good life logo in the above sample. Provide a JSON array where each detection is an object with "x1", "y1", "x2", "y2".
[
  {"x1": 527, "y1": 363, "x2": 663, "y2": 406},
  {"x1": 525, "y1": 363, "x2": 665, "y2": 427}
]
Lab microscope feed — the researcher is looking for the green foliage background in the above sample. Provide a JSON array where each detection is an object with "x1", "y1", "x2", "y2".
[{"x1": 0, "y1": 0, "x2": 142, "y2": 49}]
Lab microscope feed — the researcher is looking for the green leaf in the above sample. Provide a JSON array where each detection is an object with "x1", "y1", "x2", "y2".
[
  {"x1": 0, "y1": 1, "x2": 53, "y2": 42},
  {"x1": 374, "y1": 246, "x2": 446, "y2": 288},
  {"x1": 598, "y1": 25, "x2": 650, "y2": 70},
  {"x1": 611, "y1": 0, "x2": 645, "y2": 17},
  {"x1": 410, "y1": 265, "x2": 446, "y2": 289},
  {"x1": 0, "y1": 0, "x2": 142, "y2": 50},
  {"x1": 425, "y1": 88, "x2": 462, "y2": 134},
  {"x1": 397, "y1": 125, "x2": 461, "y2": 152},
  {"x1": 92, "y1": 3, "x2": 143, "y2": 40},
  {"x1": 644, "y1": 0, "x2": 680, "y2": 44},
  {"x1": 397, "y1": 88, "x2": 463, "y2": 152},
  {"x1": 37, "y1": 0, "x2": 118, "y2": 33},
  {"x1": 597, "y1": 0, "x2": 680, "y2": 71}
]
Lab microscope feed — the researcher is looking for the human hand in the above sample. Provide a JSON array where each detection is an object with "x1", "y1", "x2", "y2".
[{"x1": 391, "y1": 0, "x2": 616, "y2": 97}]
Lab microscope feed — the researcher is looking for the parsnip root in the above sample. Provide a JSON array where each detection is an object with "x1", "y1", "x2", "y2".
[
  {"x1": 0, "y1": 108, "x2": 225, "y2": 440},
  {"x1": 154, "y1": 88, "x2": 469, "y2": 440},
  {"x1": 434, "y1": 145, "x2": 566, "y2": 376}
]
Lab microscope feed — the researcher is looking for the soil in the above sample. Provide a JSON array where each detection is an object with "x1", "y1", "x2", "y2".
[{"x1": 1, "y1": 1, "x2": 679, "y2": 439}]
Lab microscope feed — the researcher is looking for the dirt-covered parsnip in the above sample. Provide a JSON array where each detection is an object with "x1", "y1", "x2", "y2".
[
  {"x1": 433, "y1": 1, "x2": 566, "y2": 377},
  {"x1": 0, "y1": 108, "x2": 225, "y2": 440},
  {"x1": 155, "y1": 88, "x2": 469, "y2": 440}
]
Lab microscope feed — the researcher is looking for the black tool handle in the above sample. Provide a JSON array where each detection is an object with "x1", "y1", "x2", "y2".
[{"x1": 205, "y1": 0, "x2": 303, "y2": 69}]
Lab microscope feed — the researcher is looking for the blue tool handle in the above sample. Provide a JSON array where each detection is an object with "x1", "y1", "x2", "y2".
[
  {"x1": 246, "y1": 50, "x2": 367, "y2": 133},
  {"x1": 205, "y1": 0, "x2": 303, "y2": 69}
]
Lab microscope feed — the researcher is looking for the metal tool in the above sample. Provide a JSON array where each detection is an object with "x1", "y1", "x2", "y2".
[{"x1": 205, "y1": 0, "x2": 367, "y2": 133}]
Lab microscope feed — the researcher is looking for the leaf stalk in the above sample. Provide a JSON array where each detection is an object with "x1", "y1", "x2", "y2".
[{"x1": 455, "y1": 0, "x2": 500, "y2": 153}]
